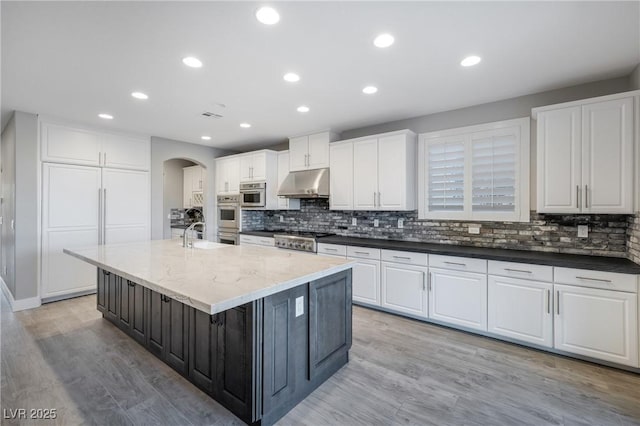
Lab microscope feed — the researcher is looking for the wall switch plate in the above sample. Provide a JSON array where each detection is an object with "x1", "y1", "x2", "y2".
[
  {"x1": 295, "y1": 296, "x2": 304, "y2": 317},
  {"x1": 398, "y1": 218, "x2": 404, "y2": 229},
  {"x1": 280, "y1": 215, "x2": 284, "y2": 223},
  {"x1": 577, "y1": 225, "x2": 589, "y2": 238},
  {"x1": 468, "y1": 226, "x2": 480, "y2": 235},
  {"x1": 352, "y1": 218, "x2": 357, "y2": 226},
  {"x1": 373, "y1": 219, "x2": 379, "y2": 227}
]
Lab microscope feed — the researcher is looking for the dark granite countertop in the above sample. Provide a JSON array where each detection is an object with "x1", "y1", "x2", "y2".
[
  {"x1": 317, "y1": 235, "x2": 640, "y2": 275},
  {"x1": 237, "y1": 231, "x2": 640, "y2": 274}
]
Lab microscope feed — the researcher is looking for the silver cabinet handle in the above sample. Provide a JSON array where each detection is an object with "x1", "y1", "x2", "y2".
[
  {"x1": 323, "y1": 248, "x2": 338, "y2": 252},
  {"x1": 98, "y1": 188, "x2": 102, "y2": 244},
  {"x1": 422, "y1": 271, "x2": 426, "y2": 291},
  {"x1": 393, "y1": 255, "x2": 411, "y2": 260},
  {"x1": 428, "y1": 273, "x2": 432, "y2": 292},
  {"x1": 373, "y1": 192, "x2": 376, "y2": 207},
  {"x1": 504, "y1": 268, "x2": 532, "y2": 274},
  {"x1": 104, "y1": 152, "x2": 107, "y2": 165},
  {"x1": 576, "y1": 276, "x2": 612, "y2": 283},
  {"x1": 577, "y1": 185, "x2": 580, "y2": 209},
  {"x1": 354, "y1": 251, "x2": 370, "y2": 255},
  {"x1": 103, "y1": 188, "x2": 107, "y2": 245},
  {"x1": 99, "y1": 152, "x2": 102, "y2": 166},
  {"x1": 556, "y1": 290, "x2": 560, "y2": 315},
  {"x1": 444, "y1": 261, "x2": 466, "y2": 267},
  {"x1": 547, "y1": 289, "x2": 550, "y2": 314},
  {"x1": 585, "y1": 184, "x2": 589, "y2": 208},
  {"x1": 378, "y1": 192, "x2": 381, "y2": 207}
]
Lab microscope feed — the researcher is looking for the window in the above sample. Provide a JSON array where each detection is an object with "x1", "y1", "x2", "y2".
[{"x1": 418, "y1": 118, "x2": 530, "y2": 221}]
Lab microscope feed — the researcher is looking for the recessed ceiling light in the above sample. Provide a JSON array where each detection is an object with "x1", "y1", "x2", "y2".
[
  {"x1": 297, "y1": 106, "x2": 310, "y2": 113},
  {"x1": 461, "y1": 55, "x2": 482, "y2": 67},
  {"x1": 283, "y1": 73, "x2": 300, "y2": 83},
  {"x1": 256, "y1": 7, "x2": 280, "y2": 25},
  {"x1": 362, "y1": 86, "x2": 378, "y2": 94},
  {"x1": 182, "y1": 56, "x2": 203, "y2": 68},
  {"x1": 131, "y1": 92, "x2": 148, "y2": 100},
  {"x1": 240, "y1": 123, "x2": 252, "y2": 128},
  {"x1": 201, "y1": 136, "x2": 211, "y2": 141},
  {"x1": 373, "y1": 33, "x2": 395, "y2": 48},
  {"x1": 98, "y1": 113, "x2": 114, "y2": 120}
]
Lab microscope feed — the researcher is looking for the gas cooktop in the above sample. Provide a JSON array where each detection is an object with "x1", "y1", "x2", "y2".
[{"x1": 272, "y1": 232, "x2": 333, "y2": 253}]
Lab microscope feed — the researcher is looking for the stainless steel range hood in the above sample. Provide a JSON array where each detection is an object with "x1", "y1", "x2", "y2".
[{"x1": 277, "y1": 168, "x2": 329, "y2": 198}]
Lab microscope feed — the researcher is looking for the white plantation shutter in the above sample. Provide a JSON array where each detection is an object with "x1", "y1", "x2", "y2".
[
  {"x1": 471, "y1": 133, "x2": 517, "y2": 213},
  {"x1": 428, "y1": 141, "x2": 465, "y2": 212}
]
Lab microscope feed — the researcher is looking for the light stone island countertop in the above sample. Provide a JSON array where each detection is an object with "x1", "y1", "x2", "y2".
[{"x1": 64, "y1": 239, "x2": 354, "y2": 315}]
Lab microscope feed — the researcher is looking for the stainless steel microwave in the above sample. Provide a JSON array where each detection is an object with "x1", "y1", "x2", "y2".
[{"x1": 240, "y1": 182, "x2": 266, "y2": 208}]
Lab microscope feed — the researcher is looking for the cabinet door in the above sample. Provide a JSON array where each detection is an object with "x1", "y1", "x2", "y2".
[
  {"x1": 381, "y1": 262, "x2": 428, "y2": 317},
  {"x1": 554, "y1": 284, "x2": 638, "y2": 367},
  {"x1": 118, "y1": 279, "x2": 134, "y2": 330},
  {"x1": 97, "y1": 269, "x2": 107, "y2": 313},
  {"x1": 215, "y1": 304, "x2": 255, "y2": 423},
  {"x1": 582, "y1": 97, "x2": 634, "y2": 214},
  {"x1": 329, "y1": 142, "x2": 353, "y2": 210},
  {"x1": 42, "y1": 163, "x2": 100, "y2": 299},
  {"x1": 41, "y1": 122, "x2": 101, "y2": 166},
  {"x1": 239, "y1": 155, "x2": 253, "y2": 182},
  {"x1": 289, "y1": 136, "x2": 308, "y2": 172},
  {"x1": 190, "y1": 166, "x2": 203, "y2": 192},
  {"x1": 307, "y1": 132, "x2": 330, "y2": 170},
  {"x1": 130, "y1": 283, "x2": 147, "y2": 345},
  {"x1": 250, "y1": 153, "x2": 267, "y2": 181},
  {"x1": 183, "y1": 166, "x2": 193, "y2": 207},
  {"x1": 216, "y1": 159, "x2": 228, "y2": 195},
  {"x1": 536, "y1": 107, "x2": 582, "y2": 213},
  {"x1": 353, "y1": 139, "x2": 378, "y2": 210},
  {"x1": 277, "y1": 151, "x2": 290, "y2": 209},
  {"x1": 227, "y1": 157, "x2": 241, "y2": 194},
  {"x1": 377, "y1": 134, "x2": 407, "y2": 210},
  {"x1": 103, "y1": 168, "x2": 150, "y2": 244},
  {"x1": 349, "y1": 258, "x2": 380, "y2": 306},
  {"x1": 102, "y1": 134, "x2": 150, "y2": 171},
  {"x1": 147, "y1": 290, "x2": 166, "y2": 358},
  {"x1": 189, "y1": 309, "x2": 217, "y2": 394},
  {"x1": 429, "y1": 268, "x2": 488, "y2": 331},
  {"x1": 488, "y1": 276, "x2": 553, "y2": 348},
  {"x1": 163, "y1": 297, "x2": 190, "y2": 375},
  {"x1": 104, "y1": 271, "x2": 119, "y2": 323}
]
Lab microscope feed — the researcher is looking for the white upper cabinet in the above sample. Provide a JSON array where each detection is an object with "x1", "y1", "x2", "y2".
[
  {"x1": 336, "y1": 130, "x2": 416, "y2": 211},
  {"x1": 41, "y1": 121, "x2": 150, "y2": 171},
  {"x1": 534, "y1": 92, "x2": 637, "y2": 214},
  {"x1": 329, "y1": 141, "x2": 354, "y2": 210},
  {"x1": 289, "y1": 131, "x2": 338, "y2": 172},
  {"x1": 216, "y1": 156, "x2": 240, "y2": 195},
  {"x1": 277, "y1": 151, "x2": 300, "y2": 210},
  {"x1": 240, "y1": 151, "x2": 268, "y2": 182},
  {"x1": 183, "y1": 165, "x2": 204, "y2": 208}
]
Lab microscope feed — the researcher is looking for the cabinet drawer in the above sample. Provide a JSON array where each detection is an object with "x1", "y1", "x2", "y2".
[
  {"x1": 430, "y1": 255, "x2": 487, "y2": 274},
  {"x1": 381, "y1": 249, "x2": 428, "y2": 266},
  {"x1": 317, "y1": 243, "x2": 347, "y2": 257},
  {"x1": 554, "y1": 267, "x2": 637, "y2": 293},
  {"x1": 347, "y1": 246, "x2": 381, "y2": 260},
  {"x1": 488, "y1": 261, "x2": 553, "y2": 282},
  {"x1": 240, "y1": 235, "x2": 273, "y2": 246}
]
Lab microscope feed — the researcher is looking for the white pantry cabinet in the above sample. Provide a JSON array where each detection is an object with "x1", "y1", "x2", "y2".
[
  {"x1": 329, "y1": 141, "x2": 353, "y2": 210},
  {"x1": 381, "y1": 261, "x2": 428, "y2": 317},
  {"x1": 535, "y1": 92, "x2": 636, "y2": 214},
  {"x1": 277, "y1": 151, "x2": 300, "y2": 210},
  {"x1": 41, "y1": 121, "x2": 150, "y2": 171},
  {"x1": 488, "y1": 275, "x2": 553, "y2": 348},
  {"x1": 216, "y1": 156, "x2": 240, "y2": 195},
  {"x1": 554, "y1": 284, "x2": 638, "y2": 367},
  {"x1": 289, "y1": 131, "x2": 338, "y2": 171},
  {"x1": 429, "y1": 267, "x2": 488, "y2": 331}
]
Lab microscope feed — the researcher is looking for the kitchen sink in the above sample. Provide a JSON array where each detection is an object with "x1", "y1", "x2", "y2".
[{"x1": 192, "y1": 241, "x2": 225, "y2": 250}]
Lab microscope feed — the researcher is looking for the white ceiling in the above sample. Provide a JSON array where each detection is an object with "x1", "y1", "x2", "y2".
[{"x1": 2, "y1": 1, "x2": 639, "y2": 150}]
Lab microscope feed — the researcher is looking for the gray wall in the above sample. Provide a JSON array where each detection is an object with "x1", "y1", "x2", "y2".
[
  {"x1": 0, "y1": 111, "x2": 39, "y2": 301},
  {"x1": 150, "y1": 136, "x2": 228, "y2": 241},
  {"x1": 163, "y1": 158, "x2": 196, "y2": 239}
]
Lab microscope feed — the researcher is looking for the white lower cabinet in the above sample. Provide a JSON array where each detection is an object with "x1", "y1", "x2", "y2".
[
  {"x1": 239, "y1": 235, "x2": 274, "y2": 247},
  {"x1": 554, "y1": 284, "x2": 638, "y2": 367},
  {"x1": 350, "y1": 258, "x2": 381, "y2": 306},
  {"x1": 381, "y1": 262, "x2": 428, "y2": 317},
  {"x1": 429, "y1": 268, "x2": 488, "y2": 331},
  {"x1": 488, "y1": 276, "x2": 553, "y2": 348}
]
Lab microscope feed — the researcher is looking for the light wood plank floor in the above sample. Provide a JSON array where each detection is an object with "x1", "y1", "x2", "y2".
[{"x1": 2, "y1": 293, "x2": 639, "y2": 425}]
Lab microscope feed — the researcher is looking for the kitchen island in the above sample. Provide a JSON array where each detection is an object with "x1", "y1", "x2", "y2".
[{"x1": 64, "y1": 240, "x2": 354, "y2": 425}]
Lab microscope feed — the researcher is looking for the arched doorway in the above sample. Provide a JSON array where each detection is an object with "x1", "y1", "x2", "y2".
[{"x1": 162, "y1": 158, "x2": 207, "y2": 240}]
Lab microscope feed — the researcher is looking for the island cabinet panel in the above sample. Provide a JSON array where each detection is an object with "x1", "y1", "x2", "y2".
[
  {"x1": 130, "y1": 283, "x2": 147, "y2": 345},
  {"x1": 147, "y1": 290, "x2": 165, "y2": 358},
  {"x1": 97, "y1": 269, "x2": 119, "y2": 322},
  {"x1": 309, "y1": 269, "x2": 352, "y2": 380},
  {"x1": 117, "y1": 280, "x2": 132, "y2": 329},
  {"x1": 163, "y1": 297, "x2": 190, "y2": 376},
  {"x1": 96, "y1": 269, "x2": 107, "y2": 313},
  {"x1": 188, "y1": 309, "x2": 217, "y2": 394}
]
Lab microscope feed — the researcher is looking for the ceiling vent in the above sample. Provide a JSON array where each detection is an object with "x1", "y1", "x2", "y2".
[{"x1": 201, "y1": 111, "x2": 224, "y2": 119}]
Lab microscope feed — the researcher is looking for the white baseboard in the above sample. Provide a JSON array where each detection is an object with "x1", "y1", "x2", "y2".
[{"x1": 0, "y1": 277, "x2": 41, "y2": 312}]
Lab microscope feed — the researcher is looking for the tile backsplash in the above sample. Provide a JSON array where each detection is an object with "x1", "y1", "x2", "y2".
[
  {"x1": 170, "y1": 207, "x2": 203, "y2": 227},
  {"x1": 242, "y1": 199, "x2": 632, "y2": 258}
]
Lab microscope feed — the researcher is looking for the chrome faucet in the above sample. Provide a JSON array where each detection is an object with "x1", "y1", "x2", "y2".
[{"x1": 183, "y1": 221, "x2": 205, "y2": 248}]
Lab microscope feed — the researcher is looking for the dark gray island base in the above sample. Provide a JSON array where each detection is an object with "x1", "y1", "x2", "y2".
[{"x1": 96, "y1": 267, "x2": 352, "y2": 425}]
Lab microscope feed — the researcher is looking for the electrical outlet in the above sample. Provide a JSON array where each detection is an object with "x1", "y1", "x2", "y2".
[
  {"x1": 577, "y1": 225, "x2": 589, "y2": 238},
  {"x1": 398, "y1": 218, "x2": 404, "y2": 229},
  {"x1": 295, "y1": 296, "x2": 304, "y2": 317},
  {"x1": 373, "y1": 219, "x2": 379, "y2": 227},
  {"x1": 468, "y1": 226, "x2": 480, "y2": 235},
  {"x1": 279, "y1": 215, "x2": 284, "y2": 223},
  {"x1": 167, "y1": 213, "x2": 171, "y2": 220},
  {"x1": 352, "y1": 218, "x2": 357, "y2": 226}
]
